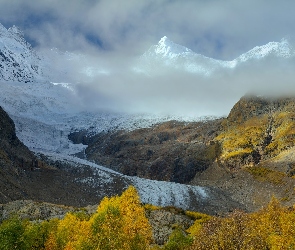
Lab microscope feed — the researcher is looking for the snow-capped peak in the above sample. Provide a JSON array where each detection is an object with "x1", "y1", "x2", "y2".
[
  {"x1": 138, "y1": 36, "x2": 295, "y2": 76},
  {"x1": 8, "y1": 25, "x2": 24, "y2": 37},
  {"x1": 0, "y1": 23, "x2": 43, "y2": 82},
  {"x1": 237, "y1": 38, "x2": 293, "y2": 62},
  {"x1": 147, "y1": 36, "x2": 193, "y2": 58},
  {"x1": 0, "y1": 23, "x2": 7, "y2": 33}
]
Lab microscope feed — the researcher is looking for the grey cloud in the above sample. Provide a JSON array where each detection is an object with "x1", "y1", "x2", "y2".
[
  {"x1": 1, "y1": 0, "x2": 295, "y2": 57},
  {"x1": 71, "y1": 56, "x2": 295, "y2": 117},
  {"x1": 1, "y1": 0, "x2": 295, "y2": 117}
]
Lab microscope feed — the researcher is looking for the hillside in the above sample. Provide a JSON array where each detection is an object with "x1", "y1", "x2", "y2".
[
  {"x1": 0, "y1": 105, "x2": 241, "y2": 214},
  {"x1": 217, "y1": 95, "x2": 295, "y2": 169},
  {"x1": 69, "y1": 119, "x2": 222, "y2": 183},
  {"x1": 0, "y1": 106, "x2": 127, "y2": 206},
  {"x1": 74, "y1": 96, "x2": 295, "y2": 211}
]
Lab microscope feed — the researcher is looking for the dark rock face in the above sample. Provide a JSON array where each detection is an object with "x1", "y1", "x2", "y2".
[
  {"x1": 70, "y1": 120, "x2": 223, "y2": 183},
  {"x1": 0, "y1": 106, "x2": 36, "y2": 169}
]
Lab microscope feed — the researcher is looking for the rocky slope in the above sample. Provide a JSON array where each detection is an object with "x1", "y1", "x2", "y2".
[
  {"x1": 0, "y1": 105, "x2": 127, "y2": 207},
  {"x1": 0, "y1": 105, "x2": 242, "y2": 214},
  {"x1": 73, "y1": 96, "x2": 295, "y2": 211},
  {"x1": 193, "y1": 95, "x2": 295, "y2": 210},
  {"x1": 0, "y1": 106, "x2": 36, "y2": 170},
  {"x1": 70, "y1": 119, "x2": 222, "y2": 183},
  {"x1": 217, "y1": 95, "x2": 295, "y2": 169}
]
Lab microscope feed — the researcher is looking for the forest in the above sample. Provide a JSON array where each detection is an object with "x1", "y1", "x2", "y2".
[{"x1": 1, "y1": 186, "x2": 295, "y2": 250}]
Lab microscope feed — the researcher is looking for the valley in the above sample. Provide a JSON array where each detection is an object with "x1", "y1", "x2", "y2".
[{"x1": 1, "y1": 21, "x2": 295, "y2": 248}]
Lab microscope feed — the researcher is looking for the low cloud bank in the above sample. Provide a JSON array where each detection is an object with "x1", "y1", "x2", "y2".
[{"x1": 58, "y1": 51, "x2": 295, "y2": 117}]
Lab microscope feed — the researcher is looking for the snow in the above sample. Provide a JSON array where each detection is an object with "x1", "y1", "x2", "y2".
[
  {"x1": 0, "y1": 24, "x2": 43, "y2": 82},
  {"x1": 236, "y1": 38, "x2": 293, "y2": 62},
  {"x1": 155, "y1": 36, "x2": 193, "y2": 57},
  {"x1": 51, "y1": 82, "x2": 75, "y2": 91},
  {"x1": 137, "y1": 36, "x2": 295, "y2": 76}
]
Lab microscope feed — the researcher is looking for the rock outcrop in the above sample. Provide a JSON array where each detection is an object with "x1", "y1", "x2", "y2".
[{"x1": 0, "y1": 106, "x2": 36, "y2": 169}]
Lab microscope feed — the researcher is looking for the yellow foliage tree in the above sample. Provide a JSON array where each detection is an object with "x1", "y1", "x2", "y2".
[
  {"x1": 91, "y1": 186, "x2": 153, "y2": 249},
  {"x1": 189, "y1": 197, "x2": 295, "y2": 250},
  {"x1": 44, "y1": 213, "x2": 91, "y2": 250}
]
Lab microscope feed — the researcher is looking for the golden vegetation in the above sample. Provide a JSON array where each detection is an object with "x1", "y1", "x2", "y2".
[
  {"x1": 2, "y1": 189, "x2": 295, "y2": 249},
  {"x1": 216, "y1": 116, "x2": 268, "y2": 161},
  {"x1": 189, "y1": 197, "x2": 295, "y2": 250},
  {"x1": 0, "y1": 186, "x2": 152, "y2": 250},
  {"x1": 185, "y1": 211, "x2": 211, "y2": 236},
  {"x1": 245, "y1": 166, "x2": 286, "y2": 185},
  {"x1": 265, "y1": 111, "x2": 295, "y2": 156},
  {"x1": 216, "y1": 108, "x2": 295, "y2": 165}
]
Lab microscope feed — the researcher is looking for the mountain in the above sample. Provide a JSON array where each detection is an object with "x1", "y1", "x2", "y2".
[
  {"x1": 78, "y1": 95, "x2": 295, "y2": 211},
  {"x1": 0, "y1": 105, "x2": 241, "y2": 214},
  {"x1": 136, "y1": 36, "x2": 295, "y2": 76},
  {"x1": 1, "y1": 23, "x2": 295, "y2": 214},
  {"x1": 236, "y1": 38, "x2": 293, "y2": 62},
  {"x1": 0, "y1": 24, "x2": 43, "y2": 82},
  {"x1": 1, "y1": 22, "x2": 294, "y2": 81}
]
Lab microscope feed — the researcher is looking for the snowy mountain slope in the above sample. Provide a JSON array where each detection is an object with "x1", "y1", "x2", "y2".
[
  {"x1": 0, "y1": 23, "x2": 108, "y2": 84},
  {"x1": 138, "y1": 36, "x2": 231, "y2": 75},
  {"x1": 0, "y1": 24, "x2": 43, "y2": 82},
  {"x1": 135, "y1": 36, "x2": 295, "y2": 76}
]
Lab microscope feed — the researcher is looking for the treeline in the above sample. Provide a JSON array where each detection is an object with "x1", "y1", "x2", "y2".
[{"x1": 1, "y1": 187, "x2": 295, "y2": 249}]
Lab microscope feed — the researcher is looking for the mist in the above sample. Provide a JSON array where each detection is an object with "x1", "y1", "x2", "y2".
[
  {"x1": 1, "y1": 0, "x2": 295, "y2": 117},
  {"x1": 52, "y1": 49, "x2": 295, "y2": 118}
]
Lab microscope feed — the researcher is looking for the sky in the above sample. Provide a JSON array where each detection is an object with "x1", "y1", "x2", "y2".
[{"x1": 1, "y1": 0, "x2": 295, "y2": 117}]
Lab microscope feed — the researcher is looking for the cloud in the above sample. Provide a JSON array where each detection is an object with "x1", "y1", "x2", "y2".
[
  {"x1": 1, "y1": 0, "x2": 295, "y2": 117},
  {"x1": 63, "y1": 53, "x2": 295, "y2": 118},
  {"x1": 1, "y1": 0, "x2": 295, "y2": 57}
]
